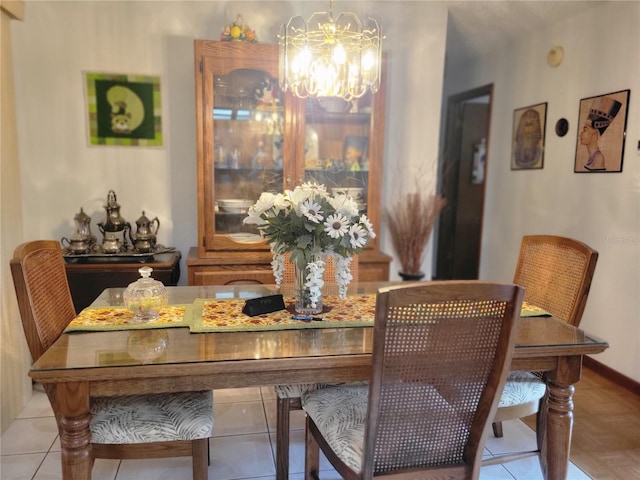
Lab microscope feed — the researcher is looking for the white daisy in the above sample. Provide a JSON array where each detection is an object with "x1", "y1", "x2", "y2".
[
  {"x1": 324, "y1": 213, "x2": 349, "y2": 238},
  {"x1": 349, "y1": 224, "x2": 368, "y2": 249},
  {"x1": 301, "y1": 199, "x2": 324, "y2": 223},
  {"x1": 359, "y1": 214, "x2": 376, "y2": 239}
]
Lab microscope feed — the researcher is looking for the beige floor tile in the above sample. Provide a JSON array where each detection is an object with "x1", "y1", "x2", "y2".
[
  {"x1": 0, "y1": 452, "x2": 46, "y2": 480},
  {"x1": 114, "y1": 456, "x2": 192, "y2": 480},
  {"x1": 261, "y1": 386, "x2": 276, "y2": 401},
  {"x1": 214, "y1": 387, "x2": 262, "y2": 404},
  {"x1": 484, "y1": 419, "x2": 538, "y2": 455},
  {"x1": 209, "y1": 432, "x2": 275, "y2": 480},
  {"x1": 16, "y1": 389, "x2": 53, "y2": 419},
  {"x1": 1, "y1": 417, "x2": 58, "y2": 455},
  {"x1": 213, "y1": 400, "x2": 268, "y2": 437},
  {"x1": 32, "y1": 451, "x2": 119, "y2": 480}
]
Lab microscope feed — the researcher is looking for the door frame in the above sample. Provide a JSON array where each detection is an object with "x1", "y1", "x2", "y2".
[{"x1": 435, "y1": 84, "x2": 493, "y2": 279}]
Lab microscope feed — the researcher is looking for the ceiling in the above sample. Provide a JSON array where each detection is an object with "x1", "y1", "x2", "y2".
[{"x1": 444, "y1": 1, "x2": 605, "y2": 67}]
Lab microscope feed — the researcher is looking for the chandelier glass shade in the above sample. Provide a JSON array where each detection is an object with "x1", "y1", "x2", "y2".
[{"x1": 279, "y1": 5, "x2": 382, "y2": 100}]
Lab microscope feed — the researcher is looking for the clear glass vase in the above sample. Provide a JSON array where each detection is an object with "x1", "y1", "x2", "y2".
[{"x1": 293, "y1": 254, "x2": 324, "y2": 315}]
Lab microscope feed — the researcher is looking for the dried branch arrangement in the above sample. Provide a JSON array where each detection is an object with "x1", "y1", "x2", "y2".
[{"x1": 386, "y1": 192, "x2": 447, "y2": 275}]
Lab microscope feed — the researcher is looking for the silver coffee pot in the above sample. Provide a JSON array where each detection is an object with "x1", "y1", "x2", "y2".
[
  {"x1": 98, "y1": 190, "x2": 128, "y2": 234},
  {"x1": 74, "y1": 207, "x2": 96, "y2": 246},
  {"x1": 129, "y1": 211, "x2": 160, "y2": 253}
]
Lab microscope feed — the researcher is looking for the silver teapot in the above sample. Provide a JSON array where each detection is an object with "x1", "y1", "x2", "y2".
[
  {"x1": 129, "y1": 211, "x2": 160, "y2": 253},
  {"x1": 61, "y1": 233, "x2": 91, "y2": 254}
]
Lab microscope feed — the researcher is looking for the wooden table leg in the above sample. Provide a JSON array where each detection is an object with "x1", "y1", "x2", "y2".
[
  {"x1": 55, "y1": 382, "x2": 93, "y2": 480},
  {"x1": 539, "y1": 356, "x2": 582, "y2": 480},
  {"x1": 276, "y1": 397, "x2": 291, "y2": 480}
]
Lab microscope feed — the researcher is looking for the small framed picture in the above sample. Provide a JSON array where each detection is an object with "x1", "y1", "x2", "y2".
[
  {"x1": 85, "y1": 72, "x2": 163, "y2": 146},
  {"x1": 343, "y1": 136, "x2": 369, "y2": 171},
  {"x1": 574, "y1": 89, "x2": 630, "y2": 173},
  {"x1": 511, "y1": 102, "x2": 547, "y2": 170}
]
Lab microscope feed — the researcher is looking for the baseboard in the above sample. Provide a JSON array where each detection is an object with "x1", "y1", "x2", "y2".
[{"x1": 583, "y1": 356, "x2": 640, "y2": 396}]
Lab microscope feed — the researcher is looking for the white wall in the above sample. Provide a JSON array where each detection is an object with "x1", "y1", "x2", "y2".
[
  {"x1": 443, "y1": 2, "x2": 640, "y2": 381},
  {"x1": 10, "y1": 0, "x2": 447, "y2": 283},
  {"x1": 3, "y1": 1, "x2": 447, "y2": 423}
]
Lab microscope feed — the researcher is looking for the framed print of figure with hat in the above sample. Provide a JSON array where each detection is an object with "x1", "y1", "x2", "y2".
[{"x1": 575, "y1": 89, "x2": 629, "y2": 173}]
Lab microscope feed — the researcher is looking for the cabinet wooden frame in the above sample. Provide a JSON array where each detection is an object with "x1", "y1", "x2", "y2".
[{"x1": 190, "y1": 40, "x2": 390, "y2": 284}]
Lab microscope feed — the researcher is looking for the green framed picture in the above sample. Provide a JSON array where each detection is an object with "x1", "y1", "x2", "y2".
[{"x1": 85, "y1": 72, "x2": 163, "y2": 146}]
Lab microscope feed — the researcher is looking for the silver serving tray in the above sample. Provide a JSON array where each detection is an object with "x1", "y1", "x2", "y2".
[{"x1": 63, "y1": 245, "x2": 175, "y2": 264}]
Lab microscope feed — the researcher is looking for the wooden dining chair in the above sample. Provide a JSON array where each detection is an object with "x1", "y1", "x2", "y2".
[
  {"x1": 301, "y1": 281, "x2": 524, "y2": 480},
  {"x1": 275, "y1": 253, "x2": 358, "y2": 480},
  {"x1": 10, "y1": 240, "x2": 214, "y2": 480},
  {"x1": 491, "y1": 235, "x2": 598, "y2": 442}
]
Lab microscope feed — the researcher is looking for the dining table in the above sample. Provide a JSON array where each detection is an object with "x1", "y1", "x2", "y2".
[{"x1": 29, "y1": 283, "x2": 609, "y2": 480}]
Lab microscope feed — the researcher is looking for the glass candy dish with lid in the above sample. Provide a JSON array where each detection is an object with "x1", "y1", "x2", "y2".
[{"x1": 123, "y1": 266, "x2": 168, "y2": 323}]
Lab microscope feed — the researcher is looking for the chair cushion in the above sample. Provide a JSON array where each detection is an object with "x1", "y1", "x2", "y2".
[
  {"x1": 499, "y1": 371, "x2": 546, "y2": 408},
  {"x1": 302, "y1": 384, "x2": 464, "y2": 473},
  {"x1": 302, "y1": 384, "x2": 368, "y2": 472},
  {"x1": 90, "y1": 390, "x2": 214, "y2": 444},
  {"x1": 274, "y1": 381, "x2": 368, "y2": 399},
  {"x1": 274, "y1": 383, "x2": 328, "y2": 399}
]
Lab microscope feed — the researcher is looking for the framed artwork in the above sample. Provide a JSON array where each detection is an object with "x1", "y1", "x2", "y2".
[
  {"x1": 574, "y1": 89, "x2": 630, "y2": 173},
  {"x1": 85, "y1": 72, "x2": 163, "y2": 146},
  {"x1": 511, "y1": 102, "x2": 547, "y2": 170}
]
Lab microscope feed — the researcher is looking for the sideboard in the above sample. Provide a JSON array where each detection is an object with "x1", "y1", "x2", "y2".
[{"x1": 64, "y1": 251, "x2": 181, "y2": 311}]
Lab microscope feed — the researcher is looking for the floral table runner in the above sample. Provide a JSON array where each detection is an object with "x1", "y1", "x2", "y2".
[
  {"x1": 64, "y1": 298, "x2": 549, "y2": 333},
  {"x1": 520, "y1": 302, "x2": 551, "y2": 317},
  {"x1": 187, "y1": 294, "x2": 377, "y2": 333},
  {"x1": 64, "y1": 305, "x2": 189, "y2": 332}
]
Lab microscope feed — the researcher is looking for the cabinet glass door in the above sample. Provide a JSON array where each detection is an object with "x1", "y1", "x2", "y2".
[
  {"x1": 211, "y1": 68, "x2": 284, "y2": 242},
  {"x1": 302, "y1": 94, "x2": 373, "y2": 217}
]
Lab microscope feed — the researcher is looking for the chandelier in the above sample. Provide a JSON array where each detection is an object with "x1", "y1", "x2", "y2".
[{"x1": 279, "y1": 1, "x2": 382, "y2": 101}]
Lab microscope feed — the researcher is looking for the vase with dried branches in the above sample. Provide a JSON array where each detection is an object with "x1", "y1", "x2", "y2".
[{"x1": 385, "y1": 191, "x2": 447, "y2": 280}]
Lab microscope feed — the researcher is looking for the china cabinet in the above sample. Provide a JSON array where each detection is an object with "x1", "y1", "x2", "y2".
[{"x1": 187, "y1": 40, "x2": 390, "y2": 285}]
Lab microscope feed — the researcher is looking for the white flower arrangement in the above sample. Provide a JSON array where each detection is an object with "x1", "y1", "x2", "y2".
[{"x1": 243, "y1": 182, "x2": 375, "y2": 303}]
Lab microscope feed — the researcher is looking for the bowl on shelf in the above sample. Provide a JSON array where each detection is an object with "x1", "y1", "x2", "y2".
[
  {"x1": 317, "y1": 96, "x2": 351, "y2": 113},
  {"x1": 217, "y1": 199, "x2": 254, "y2": 214},
  {"x1": 331, "y1": 187, "x2": 364, "y2": 201}
]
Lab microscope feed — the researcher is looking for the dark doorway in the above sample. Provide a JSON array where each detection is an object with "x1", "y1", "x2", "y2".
[{"x1": 435, "y1": 84, "x2": 493, "y2": 280}]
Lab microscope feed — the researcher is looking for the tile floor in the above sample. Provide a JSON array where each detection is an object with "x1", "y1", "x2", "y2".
[{"x1": 1, "y1": 385, "x2": 591, "y2": 480}]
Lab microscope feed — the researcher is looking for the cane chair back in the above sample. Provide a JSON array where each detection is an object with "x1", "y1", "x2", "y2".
[
  {"x1": 281, "y1": 253, "x2": 359, "y2": 293},
  {"x1": 513, "y1": 235, "x2": 598, "y2": 326},
  {"x1": 490, "y1": 235, "x2": 598, "y2": 448},
  {"x1": 10, "y1": 240, "x2": 213, "y2": 480},
  {"x1": 302, "y1": 281, "x2": 524, "y2": 480}
]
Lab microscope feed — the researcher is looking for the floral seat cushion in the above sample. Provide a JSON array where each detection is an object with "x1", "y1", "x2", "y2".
[
  {"x1": 301, "y1": 384, "x2": 466, "y2": 473},
  {"x1": 90, "y1": 390, "x2": 214, "y2": 444},
  {"x1": 274, "y1": 381, "x2": 368, "y2": 399},
  {"x1": 499, "y1": 371, "x2": 546, "y2": 408},
  {"x1": 274, "y1": 383, "x2": 328, "y2": 399}
]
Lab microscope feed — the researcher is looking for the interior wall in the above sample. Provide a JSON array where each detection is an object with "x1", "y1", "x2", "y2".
[
  {"x1": 443, "y1": 1, "x2": 640, "y2": 381},
  {"x1": 9, "y1": 0, "x2": 446, "y2": 284},
  {"x1": 1, "y1": 0, "x2": 30, "y2": 434},
  {"x1": 4, "y1": 0, "x2": 448, "y2": 421}
]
